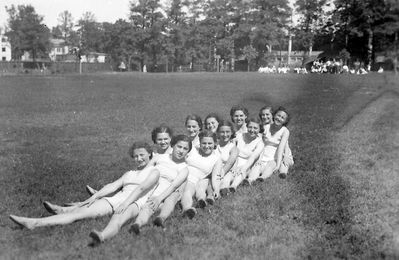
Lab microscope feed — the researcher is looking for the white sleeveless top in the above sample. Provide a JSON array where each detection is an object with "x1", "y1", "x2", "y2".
[
  {"x1": 235, "y1": 133, "x2": 262, "y2": 167},
  {"x1": 154, "y1": 154, "x2": 187, "y2": 183},
  {"x1": 216, "y1": 141, "x2": 236, "y2": 164},
  {"x1": 260, "y1": 124, "x2": 287, "y2": 162},
  {"x1": 186, "y1": 147, "x2": 220, "y2": 183}
]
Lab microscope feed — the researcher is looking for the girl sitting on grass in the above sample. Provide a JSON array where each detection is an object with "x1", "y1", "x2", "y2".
[
  {"x1": 204, "y1": 113, "x2": 221, "y2": 133},
  {"x1": 219, "y1": 118, "x2": 264, "y2": 195},
  {"x1": 257, "y1": 105, "x2": 294, "y2": 179},
  {"x1": 180, "y1": 130, "x2": 223, "y2": 219},
  {"x1": 211, "y1": 120, "x2": 239, "y2": 199},
  {"x1": 128, "y1": 135, "x2": 191, "y2": 235},
  {"x1": 9, "y1": 142, "x2": 159, "y2": 235},
  {"x1": 185, "y1": 114, "x2": 202, "y2": 148},
  {"x1": 230, "y1": 105, "x2": 249, "y2": 134},
  {"x1": 246, "y1": 107, "x2": 291, "y2": 183}
]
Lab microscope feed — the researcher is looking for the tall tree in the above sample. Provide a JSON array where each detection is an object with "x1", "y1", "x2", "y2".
[
  {"x1": 5, "y1": 4, "x2": 50, "y2": 61},
  {"x1": 77, "y1": 12, "x2": 104, "y2": 54}
]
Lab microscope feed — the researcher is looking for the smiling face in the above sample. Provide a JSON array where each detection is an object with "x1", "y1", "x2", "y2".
[
  {"x1": 205, "y1": 117, "x2": 219, "y2": 133},
  {"x1": 260, "y1": 108, "x2": 273, "y2": 125},
  {"x1": 186, "y1": 120, "x2": 201, "y2": 138},
  {"x1": 247, "y1": 121, "x2": 260, "y2": 137},
  {"x1": 233, "y1": 110, "x2": 247, "y2": 127},
  {"x1": 199, "y1": 136, "x2": 215, "y2": 156},
  {"x1": 218, "y1": 125, "x2": 233, "y2": 143},
  {"x1": 155, "y1": 132, "x2": 171, "y2": 152},
  {"x1": 171, "y1": 140, "x2": 190, "y2": 161},
  {"x1": 274, "y1": 111, "x2": 288, "y2": 126},
  {"x1": 132, "y1": 148, "x2": 151, "y2": 170}
]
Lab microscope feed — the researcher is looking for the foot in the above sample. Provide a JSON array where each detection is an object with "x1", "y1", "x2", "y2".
[
  {"x1": 206, "y1": 197, "x2": 214, "y2": 206},
  {"x1": 220, "y1": 188, "x2": 229, "y2": 197},
  {"x1": 256, "y1": 177, "x2": 265, "y2": 182},
  {"x1": 184, "y1": 208, "x2": 197, "y2": 219},
  {"x1": 241, "y1": 179, "x2": 251, "y2": 186},
  {"x1": 89, "y1": 230, "x2": 104, "y2": 246},
  {"x1": 86, "y1": 185, "x2": 97, "y2": 196},
  {"x1": 9, "y1": 215, "x2": 35, "y2": 230},
  {"x1": 43, "y1": 201, "x2": 60, "y2": 215},
  {"x1": 196, "y1": 199, "x2": 207, "y2": 209},
  {"x1": 153, "y1": 216, "x2": 165, "y2": 228},
  {"x1": 278, "y1": 172, "x2": 287, "y2": 179},
  {"x1": 129, "y1": 223, "x2": 140, "y2": 235},
  {"x1": 229, "y1": 187, "x2": 236, "y2": 193}
]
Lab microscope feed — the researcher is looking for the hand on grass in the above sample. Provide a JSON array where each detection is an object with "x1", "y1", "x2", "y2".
[
  {"x1": 114, "y1": 203, "x2": 129, "y2": 214},
  {"x1": 147, "y1": 196, "x2": 161, "y2": 211}
]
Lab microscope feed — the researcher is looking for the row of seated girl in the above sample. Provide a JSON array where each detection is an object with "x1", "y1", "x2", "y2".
[{"x1": 9, "y1": 105, "x2": 293, "y2": 246}]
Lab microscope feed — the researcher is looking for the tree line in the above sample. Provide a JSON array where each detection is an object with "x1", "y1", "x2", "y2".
[{"x1": 3, "y1": 0, "x2": 399, "y2": 71}]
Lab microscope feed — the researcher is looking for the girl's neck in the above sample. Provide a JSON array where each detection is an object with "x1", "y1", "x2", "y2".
[
  {"x1": 199, "y1": 148, "x2": 212, "y2": 157},
  {"x1": 243, "y1": 132, "x2": 256, "y2": 143},
  {"x1": 271, "y1": 123, "x2": 283, "y2": 132},
  {"x1": 157, "y1": 146, "x2": 172, "y2": 154},
  {"x1": 219, "y1": 139, "x2": 229, "y2": 147}
]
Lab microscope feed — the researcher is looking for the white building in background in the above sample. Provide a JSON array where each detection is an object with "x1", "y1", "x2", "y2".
[
  {"x1": 49, "y1": 38, "x2": 69, "y2": 61},
  {"x1": 0, "y1": 34, "x2": 12, "y2": 61}
]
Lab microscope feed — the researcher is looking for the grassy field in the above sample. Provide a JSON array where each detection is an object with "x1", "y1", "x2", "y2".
[{"x1": 1, "y1": 72, "x2": 398, "y2": 259}]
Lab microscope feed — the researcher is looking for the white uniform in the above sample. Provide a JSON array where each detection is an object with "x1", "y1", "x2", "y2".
[
  {"x1": 186, "y1": 147, "x2": 220, "y2": 184},
  {"x1": 104, "y1": 168, "x2": 156, "y2": 211},
  {"x1": 151, "y1": 154, "x2": 187, "y2": 197},
  {"x1": 235, "y1": 133, "x2": 262, "y2": 167},
  {"x1": 259, "y1": 124, "x2": 288, "y2": 162},
  {"x1": 216, "y1": 141, "x2": 236, "y2": 164}
]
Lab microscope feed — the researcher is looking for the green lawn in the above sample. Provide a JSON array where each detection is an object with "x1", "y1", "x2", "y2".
[{"x1": 1, "y1": 72, "x2": 398, "y2": 259}]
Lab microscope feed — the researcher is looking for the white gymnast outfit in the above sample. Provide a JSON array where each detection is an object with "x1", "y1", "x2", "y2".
[
  {"x1": 103, "y1": 168, "x2": 156, "y2": 211},
  {"x1": 258, "y1": 124, "x2": 288, "y2": 163},
  {"x1": 186, "y1": 147, "x2": 220, "y2": 185},
  {"x1": 235, "y1": 133, "x2": 262, "y2": 168},
  {"x1": 216, "y1": 141, "x2": 236, "y2": 164},
  {"x1": 149, "y1": 153, "x2": 188, "y2": 198}
]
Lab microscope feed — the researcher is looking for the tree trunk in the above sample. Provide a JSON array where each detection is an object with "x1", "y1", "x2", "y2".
[
  {"x1": 247, "y1": 60, "x2": 250, "y2": 72},
  {"x1": 395, "y1": 32, "x2": 398, "y2": 75},
  {"x1": 366, "y1": 29, "x2": 373, "y2": 70}
]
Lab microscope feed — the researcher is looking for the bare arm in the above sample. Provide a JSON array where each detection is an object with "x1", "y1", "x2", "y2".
[
  {"x1": 274, "y1": 129, "x2": 290, "y2": 171},
  {"x1": 114, "y1": 169, "x2": 160, "y2": 214},
  {"x1": 79, "y1": 175, "x2": 125, "y2": 206},
  {"x1": 241, "y1": 141, "x2": 265, "y2": 173},
  {"x1": 211, "y1": 159, "x2": 223, "y2": 195},
  {"x1": 221, "y1": 145, "x2": 239, "y2": 176}
]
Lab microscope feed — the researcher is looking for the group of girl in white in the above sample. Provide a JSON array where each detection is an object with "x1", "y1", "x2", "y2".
[{"x1": 10, "y1": 105, "x2": 294, "y2": 246}]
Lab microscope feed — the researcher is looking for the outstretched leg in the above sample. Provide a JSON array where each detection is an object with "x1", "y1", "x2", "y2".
[
  {"x1": 10, "y1": 199, "x2": 113, "y2": 230},
  {"x1": 259, "y1": 161, "x2": 276, "y2": 180}
]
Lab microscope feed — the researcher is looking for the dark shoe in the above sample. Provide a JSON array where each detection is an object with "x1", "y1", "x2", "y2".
[
  {"x1": 256, "y1": 177, "x2": 265, "y2": 182},
  {"x1": 86, "y1": 185, "x2": 97, "y2": 195},
  {"x1": 89, "y1": 230, "x2": 104, "y2": 246},
  {"x1": 241, "y1": 179, "x2": 251, "y2": 186},
  {"x1": 206, "y1": 197, "x2": 214, "y2": 206},
  {"x1": 220, "y1": 188, "x2": 229, "y2": 197},
  {"x1": 129, "y1": 223, "x2": 140, "y2": 235},
  {"x1": 185, "y1": 208, "x2": 197, "y2": 219},
  {"x1": 229, "y1": 187, "x2": 236, "y2": 193},
  {"x1": 197, "y1": 199, "x2": 207, "y2": 209},
  {"x1": 278, "y1": 172, "x2": 287, "y2": 179},
  {"x1": 43, "y1": 201, "x2": 57, "y2": 215},
  {"x1": 153, "y1": 216, "x2": 165, "y2": 228}
]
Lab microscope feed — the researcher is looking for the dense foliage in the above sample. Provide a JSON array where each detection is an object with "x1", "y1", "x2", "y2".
[{"x1": 3, "y1": 0, "x2": 399, "y2": 70}]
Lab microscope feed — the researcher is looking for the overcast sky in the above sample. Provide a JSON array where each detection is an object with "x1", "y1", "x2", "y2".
[{"x1": 0, "y1": 0, "x2": 133, "y2": 29}]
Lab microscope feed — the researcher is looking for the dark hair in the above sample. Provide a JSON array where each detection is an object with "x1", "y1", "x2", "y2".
[
  {"x1": 128, "y1": 141, "x2": 153, "y2": 159},
  {"x1": 198, "y1": 129, "x2": 218, "y2": 143},
  {"x1": 185, "y1": 114, "x2": 203, "y2": 131},
  {"x1": 230, "y1": 105, "x2": 249, "y2": 123},
  {"x1": 171, "y1": 134, "x2": 193, "y2": 152},
  {"x1": 151, "y1": 124, "x2": 173, "y2": 143},
  {"x1": 217, "y1": 120, "x2": 236, "y2": 139},
  {"x1": 246, "y1": 117, "x2": 263, "y2": 133},
  {"x1": 204, "y1": 113, "x2": 221, "y2": 125},
  {"x1": 274, "y1": 106, "x2": 290, "y2": 126},
  {"x1": 258, "y1": 106, "x2": 274, "y2": 120}
]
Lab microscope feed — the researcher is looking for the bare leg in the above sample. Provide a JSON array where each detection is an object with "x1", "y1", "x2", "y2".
[
  {"x1": 95, "y1": 203, "x2": 140, "y2": 241},
  {"x1": 219, "y1": 172, "x2": 233, "y2": 189},
  {"x1": 157, "y1": 192, "x2": 180, "y2": 220},
  {"x1": 10, "y1": 199, "x2": 112, "y2": 230},
  {"x1": 247, "y1": 164, "x2": 262, "y2": 183},
  {"x1": 195, "y1": 179, "x2": 209, "y2": 201},
  {"x1": 181, "y1": 182, "x2": 196, "y2": 211},
  {"x1": 260, "y1": 161, "x2": 276, "y2": 180}
]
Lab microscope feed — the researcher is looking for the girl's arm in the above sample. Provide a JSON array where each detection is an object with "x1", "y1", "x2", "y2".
[
  {"x1": 240, "y1": 141, "x2": 265, "y2": 174},
  {"x1": 274, "y1": 129, "x2": 290, "y2": 171},
  {"x1": 211, "y1": 159, "x2": 224, "y2": 196},
  {"x1": 148, "y1": 167, "x2": 189, "y2": 210},
  {"x1": 114, "y1": 169, "x2": 160, "y2": 214},
  {"x1": 221, "y1": 145, "x2": 239, "y2": 176}
]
